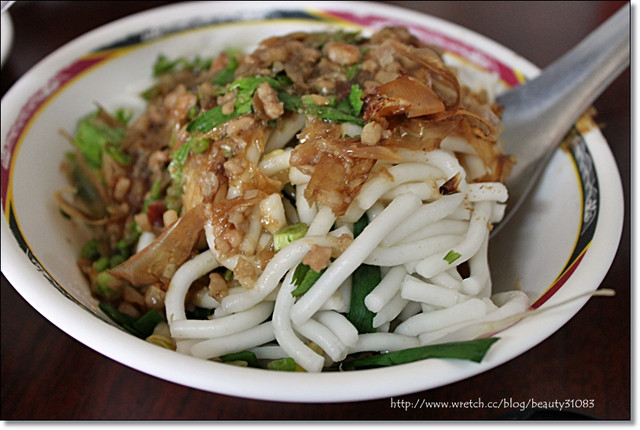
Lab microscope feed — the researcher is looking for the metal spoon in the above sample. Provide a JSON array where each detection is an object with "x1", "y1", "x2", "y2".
[
  {"x1": 1, "y1": 1, "x2": 15, "y2": 14},
  {"x1": 492, "y1": 4, "x2": 629, "y2": 235}
]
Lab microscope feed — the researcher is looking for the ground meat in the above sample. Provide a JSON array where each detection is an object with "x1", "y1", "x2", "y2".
[
  {"x1": 254, "y1": 82, "x2": 284, "y2": 120},
  {"x1": 302, "y1": 244, "x2": 333, "y2": 272}
]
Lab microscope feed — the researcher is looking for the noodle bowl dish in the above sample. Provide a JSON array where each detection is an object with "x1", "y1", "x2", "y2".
[{"x1": 0, "y1": 1, "x2": 624, "y2": 402}]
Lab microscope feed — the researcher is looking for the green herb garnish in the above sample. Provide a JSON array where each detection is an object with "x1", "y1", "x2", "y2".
[
  {"x1": 291, "y1": 263, "x2": 326, "y2": 297},
  {"x1": 347, "y1": 214, "x2": 380, "y2": 334},
  {"x1": 99, "y1": 303, "x2": 165, "y2": 339},
  {"x1": 73, "y1": 110, "x2": 127, "y2": 170},
  {"x1": 343, "y1": 338, "x2": 500, "y2": 370},
  {"x1": 444, "y1": 250, "x2": 462, "y2": 264}
]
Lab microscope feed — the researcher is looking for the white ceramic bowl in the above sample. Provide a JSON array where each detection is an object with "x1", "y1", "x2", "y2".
[{"x1": 0, "y1": 1, "x2": 624, "y2": 402}]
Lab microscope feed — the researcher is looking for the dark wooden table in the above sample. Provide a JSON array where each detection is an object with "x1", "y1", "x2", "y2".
[{"x1": 1, "y1": 1, "x2": 630, "y2": 421}]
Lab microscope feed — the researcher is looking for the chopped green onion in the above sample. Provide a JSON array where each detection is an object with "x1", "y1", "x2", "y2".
[
  {"x1": 444, "y1": 250, "x2": 462, "y2": 264},
  {"x1": 95, "y1": 271, "x2": 119, "y2": 300},
  {"x1": 168, "y1": 138, "x2": 194, "y2": 185},
  {"x1": 343, "y1": 338, "x2": 500, "y2": 370},
  {"x1": 109, "y1": 254, "x2": 126, "y2": 268},
  {"x1": 114, "y1": 221, "x2": 142, "y2": 259},
  {"x1": 267, "y1": 357, "x2": 299, "y2": 371},
  {"x1": 186, "y1": 105, "x2": 199, "y2": 120},
  {"x1": 348, "y1": 84, "x2": 364, "y2": 116},
  {"x1": 191, "y1": 138, "x2": 210, "y2": 154},
  {"x1": 80, "y1": 239, "x2": 102, "y2": 261},
  {"x1": 223, "y1": 268, "x2": 234, "y2": 282},
  {"x1": 150, "y1": 179, "x2": 163, "y2": 201},
  {"x1": 220, "y1": 351, "x2": 260, "y2": 368},
  {"x1": 93, "y1": 256, "x2": 110, "y2": 272},
  {"x1": 273, "y1": 223, "x2": 308, "y2": 251}
]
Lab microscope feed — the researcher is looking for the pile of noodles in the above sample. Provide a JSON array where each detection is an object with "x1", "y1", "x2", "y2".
[{"x1": 56, "y1": 26, "x2": 530, "y2": 372}]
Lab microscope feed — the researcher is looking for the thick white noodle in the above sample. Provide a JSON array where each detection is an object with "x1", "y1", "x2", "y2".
[
  {"x1": 189, "y1": 321, "x2": 276, "y2": 359},
  {"x1": 272, "y1": 269, "x2": 325, "y2": 373},
  {"x1": 382, "y1": 182, "x2": 439, "y2": 201},
  {"x1": 365, "y1": 234, "x2": 462, "y2": 266},
  {"x1": 258, "y1": 148, "x2": 293, "y2": 176},
  {"x1": 415, "y1": 201, "x2": 492, "y2": 279},
  {"x1": 372, "y1": 292, "x2": 409, "y2": 328},
  {"x1": 283, "y1": 197, "x2": 300, "y2": 225},
  {"x1": 135, "y1": 231, "x2": 156, "y2": 253},
  {"x1": 264, "y1": 112, "x2": 305, "y2": 153},
  {"x1": 249, "y1": 345, "x2": 289, "y2": 360},
  {"x1": 394, "y1": 298, "x2": 489, "y2": 336},
  {"x1": 289, "y1": 166, "x2": 311, "y2": 185},
  {"x1": 461, "y1": 229, "x2": 491, "y2": 297},
  {"x1": 365, "y1": 265, "x2": 407, "y2": 313},
  {"x1": 400, "y1": 274, "x2": 471, "y2": 308},
  {"x1": 295, "y1": 183, "x2": 317, "y2": 224},
  {"x1": 238, "y1": 206, "x2": 262, "y2": 255},
  {"x1": 290, "y1": 192, "x2": 422, "y2": 326},
  {"x1": 396, "y1": 148, "x2": 468, "y2": 184},
  {"x1": 342, "y1": 163, "x2": 444, "y2": 223},
  {"x1": 429, "y1": 270, "x2": 464, "y2": 291},
  {"x1": 349, "y1": 333, "x2": 420, "y2": 354},
  {"x1": 259, "y1": 193, "x2": 287, "y2": 234},
  {"x1": 439, "y1": 134, "x2": 477, "y2": 155},
  {"x1": 491, "y1": 203, "x2": 506, "y2": 223},
  {"x1": 328, "y1": 224, "x2": 353, "y2": 239},
  {"x1": 365, "y1": 201, "x2": 386, "y2": 221},
  {"x1": 170, "y1": 301, "x2": 274, "y2": 339},
  {"x1": 175, "y1": 339, "x2": 200, "y2": 354},
  {"x1": 318, "y1": 277, "x2": 351, "y2": 313},
  {"x1": 192, "y1": 287, "x2": 221, "y2": 309},
  {"x1": 307, "y1": 205, "x2": 337, "y2": 236},
  {"x1": 459, "y1": 152, "x2": 489, "y2": 180},
  {"x1": 212, "y1": 286, "x2": 254, "y2": 318},
  {"x1": 418, "y1": 291, "x2": 530, "y2": 345},
  {"x1": 314, "y1": 310, "x2": 359, "y2": 348},
  {"x1": 382, "y1": 193, "x2": 465, "y2": 246},
  {"x1": 204, "y1": 222, "x2": 240, "y2": 271},
  {"x1": 293, "y1": 318, "x2": 348, "y2": 362},
  {"x1": 467, "y1": 182, "x2": 508, "y2": 203},
  {"x1": 165, "y1": 251, "x2": 219, "y2": 323},
  {"x1": 397, "y1": 300, "x2": 423, "y2": 321}
]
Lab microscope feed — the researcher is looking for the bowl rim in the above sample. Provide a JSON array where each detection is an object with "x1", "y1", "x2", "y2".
[{"x1": 0, "y1": 0, "x2": 625, "y2": 402}]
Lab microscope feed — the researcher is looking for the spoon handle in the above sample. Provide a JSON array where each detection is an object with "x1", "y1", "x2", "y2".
[{"x1": 498, "y1": 4, "x2": 630, "y2": 179}]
